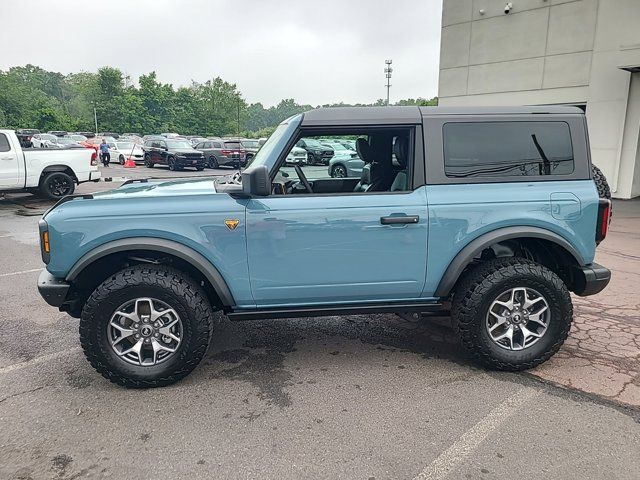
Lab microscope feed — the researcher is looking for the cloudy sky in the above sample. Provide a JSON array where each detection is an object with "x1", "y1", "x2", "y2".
[{"x1": 0, "y1": 0, "x2": 442, "y2": 107}]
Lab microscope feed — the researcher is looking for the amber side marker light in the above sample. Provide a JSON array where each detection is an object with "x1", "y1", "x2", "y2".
[{"x1": 42, "y1": 230, "x2": 50, "y2": 253}]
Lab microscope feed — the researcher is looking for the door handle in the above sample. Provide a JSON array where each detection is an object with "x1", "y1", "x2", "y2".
[
  {"x1": 380, "y1": 215, "x2": 419, "y2": 225},
  {"x1": 1, "y1": 156, "x2": 15, "y2": 161}
]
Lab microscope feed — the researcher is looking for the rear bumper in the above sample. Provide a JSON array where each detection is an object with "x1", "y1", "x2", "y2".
[
  {"x1": 37, "y1": 269, "x2": 70, "y2": 307},
  {"x1": 572, "y1": 263, "x2": 611, "y2": 296}
]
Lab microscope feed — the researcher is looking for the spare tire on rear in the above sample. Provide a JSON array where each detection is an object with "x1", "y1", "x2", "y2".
[{"x1": 592, "y1": 165, "x2": 611, "y2": 200}]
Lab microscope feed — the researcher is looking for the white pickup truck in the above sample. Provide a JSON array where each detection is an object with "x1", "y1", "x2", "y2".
[{"x1": 0, "y1": 129, "x2": 101, "y2": 200}]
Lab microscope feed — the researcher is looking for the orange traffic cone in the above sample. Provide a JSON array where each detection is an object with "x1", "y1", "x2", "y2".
[{"x1": 124, "y1": 157, "x2": 136, "y2": 168}]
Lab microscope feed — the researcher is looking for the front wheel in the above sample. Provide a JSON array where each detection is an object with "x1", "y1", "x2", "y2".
[
  {"x1": 144, "y1": 155, "x2": 154, "y2": 168},
  {"x1": 119, "y1": 155, "x2": 125, "y2": 165},
  {"x1": 39, "y1": 171, "x2": 76, "y2": 200},
  {"x1": 452, "y1": 257, "x2": 572, "y2": 371},
  {"x1": 208, "y1": 156, "x2": 219, "y2": 169},
  {"x1": 79, "y1": 265, "x2": 216, "y2": 388},
  {"x1": 331, "y1": 164, "x2": 347, "y2": 178},
  {"x1": 168, "y1": 157, "x2": 176, "y2": 171}
]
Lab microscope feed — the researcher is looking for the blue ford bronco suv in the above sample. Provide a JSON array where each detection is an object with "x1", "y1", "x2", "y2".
[{"x1": 37, "y1": 106, "x2": 612, "y2": 388}]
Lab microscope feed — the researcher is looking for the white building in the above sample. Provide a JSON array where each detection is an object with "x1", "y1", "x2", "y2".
[{"x1": 438, "y1": 0, "x2": 640, "y2": 198}]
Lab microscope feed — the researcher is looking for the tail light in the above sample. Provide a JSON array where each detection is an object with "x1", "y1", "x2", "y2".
[
  {"x1": 90, "y1": 151, "x2": 98, "y2": 166},
  {"x1": 596, "y1": 198, "x2": 611, "y2": 244}
]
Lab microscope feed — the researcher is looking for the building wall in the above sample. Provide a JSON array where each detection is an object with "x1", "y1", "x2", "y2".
[{"x1": 438, "y1": 0, "x2": 640, "y2": 198}]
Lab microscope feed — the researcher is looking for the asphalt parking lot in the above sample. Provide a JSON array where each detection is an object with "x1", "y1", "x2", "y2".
[{"x1": 0, "y1": 169, "x2": 639, "y2": 480}]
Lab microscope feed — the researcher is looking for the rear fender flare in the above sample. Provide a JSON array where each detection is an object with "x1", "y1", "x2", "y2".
[{"x1": 434, "y1": 226, "x2": 585, "y2": 298}]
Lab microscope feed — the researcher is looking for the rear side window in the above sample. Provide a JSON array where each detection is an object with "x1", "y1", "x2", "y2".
[
  {"x1": 443, "y1": 121, "x2": 574, "y2": 178},
  {"x1": 0, "y1": 133, "x2": 10, "y2": 152},
  {"x1": 213, "y1": 142, "x2": 222, "y2": 148}
]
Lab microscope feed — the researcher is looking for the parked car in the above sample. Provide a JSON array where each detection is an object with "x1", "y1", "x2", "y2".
[
  {"x1": 36, "y1": 106, "x2": 613, "y2": 388},
  {"x1": 73, "y1": 131, "x2": 95, "y2": 139},
  {"x1": 0, "y1": 129, "x2": 99, "y2": 199},
  {"x1": 327, "y1": 144, "x2": 363, "y2": 178},
  {"x1": 143, "y1": 134, "x2": 164, "y2": 142},
  {"x1": 143, "y1": 138, "x2": 206, "y2": 171},
  {"x1": 98, "y1": 132, "x2": 120, "y2": 139},
  {"x1": 48, "y1": 131, "x2": 68, "y2": 137},
  {"x1": 188, "y1": 136, "x2": 208, "y2": 147},
  {"x1": 285, "y1": 146, "x2": 308, "y2": 165},
  {"x1": 65, "y1": 134, "x2": 88, "y2": 143},
  {"x1": 296, "y1": 138, "x2": 333, "y2": 165},
  {"x1": 16, "y1": 128, "x2": 40, "y2": 148},
  {"x1": 51, "y1": 137, "x2": 84, "y2": 148},
  {"x1": 120, "y1": 134, "x2": 143, "y2": 145},
  {"x1": 194, "y1": 139, "x2": 246, "y2": 168},
  {"x1": 31, "y1": 133, "x2": 58, "y2": 148},
  {"x1": 109, "y1": 140, "x2": 145, "y2": 164},
  {"x1": 240, "y1": 139, "x2": 260, "y2": 161}
]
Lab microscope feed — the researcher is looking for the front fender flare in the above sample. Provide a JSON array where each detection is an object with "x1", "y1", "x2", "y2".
[
  {"x1": 65, "y1": 237, "x2": 235, "y2": 307},
  {"x1": 434, "y1": 226, "x2": 585, "y2": 298}
]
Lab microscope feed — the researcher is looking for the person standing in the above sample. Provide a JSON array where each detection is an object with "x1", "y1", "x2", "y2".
[{"x1": 99, "y1": 139, "x2": 111, "y2": 167}]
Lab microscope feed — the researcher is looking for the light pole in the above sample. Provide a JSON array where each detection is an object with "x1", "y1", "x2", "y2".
[
  {"x1": 93, "y1": 106, "x2": 98, "y2": 134},
  {"x1": 384, "y1": 59, "x2": 393, "y2": 106}
]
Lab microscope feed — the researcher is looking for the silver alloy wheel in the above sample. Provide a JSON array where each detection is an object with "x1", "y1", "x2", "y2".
[
  {"x1": 485, "y1": 287, "x2": 550, "y2": 351},
  {"x1": 107, "y1": 297, "x2": 183, "y2": 366}
]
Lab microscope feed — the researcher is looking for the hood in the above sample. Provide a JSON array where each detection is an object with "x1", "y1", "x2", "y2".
[
  {"x1": 172, "y1": 148, "x2": 203, "y2": 155},
  {"x1": 91, "y1": 178, "x2": 217, "y2": 200}
]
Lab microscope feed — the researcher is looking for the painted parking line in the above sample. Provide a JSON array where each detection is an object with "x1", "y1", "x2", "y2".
[
  {"x1": 0, "y1": 268, "x2": 41, "y2": 278},
  {"x1": 413, "y1": 387, "x2": 539, "y2": 480},
  {"x1": 0, "y1": 347, "x2": 81, "y2": 375}
]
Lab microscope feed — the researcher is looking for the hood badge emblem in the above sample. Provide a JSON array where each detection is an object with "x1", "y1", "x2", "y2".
[{"x1": 225, "y1": 219, "x2": 240, "y2": 231}]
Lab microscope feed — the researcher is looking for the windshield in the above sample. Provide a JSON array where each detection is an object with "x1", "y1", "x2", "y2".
[
  {"x1": 246, "y1": 114, "x2": 302, "y2": 170},
  {"x1": 116, "y1": 142, "x2": 135, "y2": 150},
  {"x1": 241, "y1": 140, "x2": 259, "y2": 148},
  {"x1": 166, "y1": 140, "x2": 192, "y2": 149}
]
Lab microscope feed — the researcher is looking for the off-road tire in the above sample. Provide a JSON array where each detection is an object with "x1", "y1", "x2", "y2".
[
  {"x1": 451, "y1": 257, "x2": 572, "y2": 371},
  {"x1": 592, "y1": 164, "x2": 611, "y2": 200},
  {"x1": 80, "y1": 264, "x2": 216, "y2": 388}
]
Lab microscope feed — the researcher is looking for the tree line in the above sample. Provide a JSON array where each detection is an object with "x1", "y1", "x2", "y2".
[{"x1": 0, "y1": 65, "x2": 437, "y2": 138}]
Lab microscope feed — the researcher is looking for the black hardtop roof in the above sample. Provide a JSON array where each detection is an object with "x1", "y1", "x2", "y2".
[{"x1": 300, "y1": 105, "x2": 584, "y2": 126}]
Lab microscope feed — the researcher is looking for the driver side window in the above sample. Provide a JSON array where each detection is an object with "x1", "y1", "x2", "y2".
[{"x1": 272, "y1": 128, "x2": 413, "y2": 195}]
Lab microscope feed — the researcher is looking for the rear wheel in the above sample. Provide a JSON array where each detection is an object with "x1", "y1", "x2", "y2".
[
  {"x1": 79, "y1": 265, "x2": 216, "y2": 388},
  {"x1": 452, "y1": 257, "x2": 572, "y2": 371},
  {"x1": 208, "y1": 156, "x2": 219, "y2": 169},
  {"x1": 39, "y1": 172, "x2": 75, "y2": 200},
  {"x1": 144, "y1": 154, "x2": 154, "y2": 168}
]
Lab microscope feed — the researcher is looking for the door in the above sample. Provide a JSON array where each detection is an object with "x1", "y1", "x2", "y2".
[
  {"x1": 0, "y1": 132, "x2": 22, "y2": 189},
  {"x1": 245, "y1": 190, "x2": 428, "y2": 307}
]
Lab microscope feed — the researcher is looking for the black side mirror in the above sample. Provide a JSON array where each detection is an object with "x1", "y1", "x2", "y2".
[{"x1": 242, "y1": 165, "x2": 270, "y2": 196}]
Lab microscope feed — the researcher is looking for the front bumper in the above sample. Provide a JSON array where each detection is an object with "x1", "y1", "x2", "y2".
[
  {"x1": 572, "y1": 263, "x2": 611, "y2": 296},
  {"x1": 176, "y1": 157, "x2": 206, "y2": 167},
  {"x1": 37, "y1": 269, "x2": 70, "y2": 307}
]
